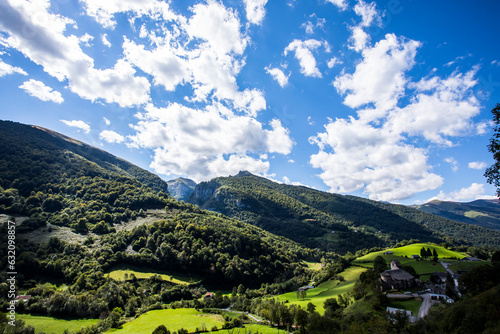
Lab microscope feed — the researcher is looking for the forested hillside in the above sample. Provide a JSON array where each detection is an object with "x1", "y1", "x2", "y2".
[
  {"x1": 0, "y1": 120, "x2": 173, "y2": 233},
  {"x1": 0, "y1": 121, "x2": 325, "y2": 329},
  {"x1": 0, "y1": 122, "x2": 317, "y2": 282},
  {"x1": 188, "y1": 171, "x2": 384, "y2": 253},
  {"x1": 0, "y1": 121, "x2": 499, "y2": 334},
  {"x1": 188, "y1": 172, "x2": 500, "y2": 250}
]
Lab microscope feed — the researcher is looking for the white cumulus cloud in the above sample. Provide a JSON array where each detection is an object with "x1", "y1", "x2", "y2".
[
  {"x1": 388, "y1": 69, "x2": 481, "y2": 145},
  {"x1": 284, "y1": 39, "x2": 326, "y2": 78},
  {"x1": 327, "y1": 0, "x2": 348, "y2": 11},
  {"x1": 0, "y1": 0, "x2": 150, "y2": 107},
  {"x1": 243, "y1": 0, "x2": 268, "y2": 25},
  {"x1": 100, "y1": 130, "x2": 125, "y2": 143},
  {"x1": 335, "y1": 34, "x2": 420, "y2": 111},
  {"x1": 79, "y1": 0, "x2": 177, "y2": 29},
  {"x1": 61, "y1": 120, "x2": 91, "y2": 133},
  {"x1": 19, "y1": 79, "x2": 63, "y2": 103},
  {"x1": 0, "y1": 58, "x2": 27, "y2": 76},
  {"x1": 313, "y1": 32, "x2": 483, "y2": 202},
  {"x1": 101, "y1": 34, "x2": 111, "y2": 47},
  {"x1": 354, "y1": 0, "x2": 380, "y2": 27},
  {"x1": 431, "y1": 183, "x2": 490, "y2": 202},
  {"x1": 469, "y1": 161, "x2": 487, "y2": 170},
  {"x1": 309, "y1": 117, "x2": 443, "y2": 202},
  {"x1": 265, "y1": 66, "x2": 290, "y2": 87},
  {"x1": 128, "y1": 103, "x2": 294, "y2": 181}
]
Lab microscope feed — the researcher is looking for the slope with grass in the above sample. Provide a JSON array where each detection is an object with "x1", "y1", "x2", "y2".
[
  {"x1": 353, "y1": 243, "x2": 472, "y2": 283},
  {"x1": 107, "y1": 309, "x2": 224, "y2": 334},
  {"x1": 106, "y1": 265, "x2": 200, "y2": 285},
  {"x1": 273, "y1": 266, "x2": 366, "y2": 313},
  {"x1": 354, "y1": 243, "x2": 467, "y2": 264},
  {"x1": 17, "y1": 314, "x2": 99, "y2": 334}
]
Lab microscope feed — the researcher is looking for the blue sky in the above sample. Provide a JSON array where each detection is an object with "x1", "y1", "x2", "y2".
[{"x1": 1, "y1": 0, "x2": 499, "y2": 204}]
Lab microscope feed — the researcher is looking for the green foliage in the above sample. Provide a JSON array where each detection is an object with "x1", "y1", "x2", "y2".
[
  {"x1": 152, "y1": 325, "x2": 170, "y2": 334},
  {"x1": 0, "y1": 120, "x2": 173, "y2": 233},
  {"x1": 189, "y1": 173, "x2": 500, "y2": 253},
  {"x1": 459, "y1": 262, "x2": 500, "y2": 296},
  {"x1": 430, "y1": 285, "x2": 500, "y2": 334},
  {"x1": 111, "y1": 213, "x2": 311, "y2": 286},
  {"x1": 485, "y1": 103, "x2": 500, "y2": 197},
  {"x1": 372, "y1": 256, "x2": 387, "y2": 274}
]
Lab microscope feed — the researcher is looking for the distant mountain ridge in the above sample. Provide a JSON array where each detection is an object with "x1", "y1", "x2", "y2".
[
  {"x1": 166, "y1": 177, "x2": 197, "y2": 201},
  {"x1": 413, "y1": 199, "x2": 500, "y2": 231},
  {"x1": 188, "y1": 171, "x2": 500, "y2": 251}
]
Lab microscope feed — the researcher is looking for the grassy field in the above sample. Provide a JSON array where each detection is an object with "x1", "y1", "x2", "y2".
[
  {"x1": 446, "y1": 259, "x2": 489, "y2": 272},
  {"x1": 107, "y1": 309, "x2": 224, "y2": 334},
  {"x1": 273, "y1": 266, "x2": 366, "y2": 313},
  {"x1": 410, "y1": 260, "x2": 447, "y2": 275},
  {"x1": 234, "y1": 324, "x2": 281, "y2": 334},
  {"x1": 17, "y1": 314, "x2": 99, "y2": 334},
  {"x1": 303, "y1": 261, "x2": 323, "y2": 271},
  {"x1": 388, "y1": 299, "x2": 422, "y2": 316},
  {"x1": 354, "y1": 243, "x2": 467, "y2": 265},
  {"x1": 106, "y1": 265, "x2": 200, "y2": 285}
]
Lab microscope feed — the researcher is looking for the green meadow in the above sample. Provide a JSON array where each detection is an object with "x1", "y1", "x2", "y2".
[
  {"x1": 303, "y1": 261, "x2": 323, "y2": 271},
  {"x1": 446, "y1": 259, "x2": 489, "y2": 272},
  {"x1": 106, "y1": 265, "x2": 200, "y2": 285},
  {"x1": 273, "y1": 266, "x2": 366, "y2": 313},
  {"x1": 233, "y1": 324, "x2": 281, "y2": 334},
  {"x1": 387, "y1": 299, "x2": 422, "y2": 316},
  {"x1": 17, "y1": 314, "x2": 99, "y2": 334},
  {"x1": 107, "y1": 308, "x2": 224, "y2": 334},
  {"x1": 354, "y1": 243, "x2": 467, "y2": 264},
  {"x1": 353, "y1": 243, "x2": 470, "y2": 282}
]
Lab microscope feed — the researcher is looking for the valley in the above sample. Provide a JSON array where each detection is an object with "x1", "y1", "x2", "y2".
[{"x1": 0, "y1": 121, "x2": 499, "y2": 333}]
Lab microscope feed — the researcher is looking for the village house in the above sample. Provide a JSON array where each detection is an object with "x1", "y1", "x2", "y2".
[
  {"x1": 14, "y1": 295, "x2": 31, "y2": 303},
  {"x1": 380, "y1": 260, "x2": 421, "y2": 290},
  {"x1": 431, "y1": 272, "x2": 448, "y2": 284}
]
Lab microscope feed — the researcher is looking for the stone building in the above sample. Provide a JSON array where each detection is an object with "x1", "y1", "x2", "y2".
[{"x1": 380, "y1": 259, "x2": 421, "y2": 290}]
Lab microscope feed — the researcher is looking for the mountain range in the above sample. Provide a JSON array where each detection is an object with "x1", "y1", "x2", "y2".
[
  {"x1": 1, "y1": 120, "x2": 499, "y2": 252},
  {"x1": 412, "y1": 199, "x2": 500, "y2": 231},
  {"x1": 187, "y1": 172, "x2": 500, "y2": 251}
]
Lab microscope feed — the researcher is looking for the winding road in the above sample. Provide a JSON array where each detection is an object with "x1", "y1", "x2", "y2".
[
  {"x1": 387, "y1": 293, "x2": 435, "y2": 319},
  {"x1": 222, "y1": 304, "x2": 262, "y2": 322}
]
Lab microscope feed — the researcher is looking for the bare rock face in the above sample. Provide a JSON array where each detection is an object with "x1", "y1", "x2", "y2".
[
  {"x1": 166, "y1": 178, "x2": 197, "y2": 201},
  {"x1": 187, "y1": 181, "x2": 218, "y2": 206}
]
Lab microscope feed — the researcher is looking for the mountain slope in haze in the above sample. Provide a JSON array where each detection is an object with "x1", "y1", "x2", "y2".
[
  {"x1": 188, "y1": 172, "x2": 500, "y2": 250},
  {"x1": 167, "y1": 177, "x2": 197, "y2": 201},
  {"x1": 0, "y1": 120, "x2": 171, "y2": 232},
  {"x1": 413, "y1": 199, "x2": 500, "y2": 231}
]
